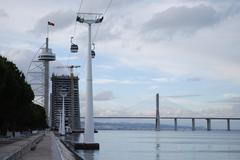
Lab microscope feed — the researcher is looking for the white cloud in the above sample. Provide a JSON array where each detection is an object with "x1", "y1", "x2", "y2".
[
  {"x1": 160, "y1": 95, "x2": 202, "y2": 99},
  {"x1": 148, "y1": 85, "x2": 161, "y2": 91},
  {"x1": 151, "y1": 77, "x2": 170, "y2": 83},
  {"x1": 93, "y1": 78, "x2": 138, "y2": 85},
  {"x1": 211, "y1": 96, "x2": 240, "y2": 104},
  {"x1": 224, "y1": 93, "x2": 240, "y2": 98},
  {"x1": 100, "y1": 13, "x2": 240, "y2": 83},
  {"x1": 96, "y1": 64, "x2": 115, "y2": 70},
  {"x1": 94, "y1": 90, "x2": 114, "y2": 101},
  {"x1": 93, "y1": 78, "x2": 117, "y2": 84},
  {"x1": 92, "y1": 96, "x2": 240, "y2": 117},
  {"x1": 57, "y1": 56, "x2": 79, "y2": 61},
  {"x1": 186, "y1": 77, "x2": 202, "y2": 82}
]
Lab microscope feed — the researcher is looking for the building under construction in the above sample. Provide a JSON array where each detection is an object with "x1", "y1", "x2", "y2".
[{"x1": 51, "y1": 74, "x2": 80, "y2": 131}]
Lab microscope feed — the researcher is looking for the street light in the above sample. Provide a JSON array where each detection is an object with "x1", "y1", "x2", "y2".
[
  {"x1": 59, "y1": 88, "x2": 68, "y2": 135},
  {"x1": 58, "y1": 109, "x2": 62, "y2": 134}
]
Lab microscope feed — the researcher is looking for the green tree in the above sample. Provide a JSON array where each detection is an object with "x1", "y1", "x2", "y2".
[
  {"x1": 0, "y1": 55, "x2": 47, "y2": 136},
  {"x1": 29, "y1": 103, "x2": 48, "y2": 130}
]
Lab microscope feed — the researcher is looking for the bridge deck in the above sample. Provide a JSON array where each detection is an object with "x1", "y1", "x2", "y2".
[{"x1": 79, "y1": 117, "x2": 240, "y2": 120}]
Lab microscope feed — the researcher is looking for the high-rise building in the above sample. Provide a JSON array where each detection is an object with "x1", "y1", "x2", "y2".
[{"x1": 51, "y1": 74, "x2": 80, "y2": 131}]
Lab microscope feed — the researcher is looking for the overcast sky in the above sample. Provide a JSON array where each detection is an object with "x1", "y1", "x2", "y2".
[{"x1": 1, "y1": 0, "x2": 240, "y2": 118}]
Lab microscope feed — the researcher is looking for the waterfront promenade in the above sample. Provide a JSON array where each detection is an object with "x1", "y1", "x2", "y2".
[
  {"x1": 0, "y1": 131, "x2": 77, "y2": 160},
  {"x1": 22, "y1": 132, "x2": 62, "y2": 160}
]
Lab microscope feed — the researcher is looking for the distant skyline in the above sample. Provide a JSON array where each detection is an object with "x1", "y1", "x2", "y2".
[{"x1": 0, "y1": 0, "x2": 240, "y2": 117}]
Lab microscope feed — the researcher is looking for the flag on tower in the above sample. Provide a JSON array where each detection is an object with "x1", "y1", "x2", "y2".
[{"x1": 48, "y1": 21, "x2": 55, "y2": 26}]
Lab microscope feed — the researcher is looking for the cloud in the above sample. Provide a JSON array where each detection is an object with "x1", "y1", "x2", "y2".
[
  {"x1": 159, "y1": 94, "x2": 202, "y2": 99},
  {"x1": 1, "y1": 0, "x2": 240, "y2": 118},
  {"x1": 142, "y1": 4, "x2": 221, "y2": 39},
  {"x1": 57, "y1": 56, "x2": 79, "y2": 61},
  {"x1": 197, "y1": 104, "x2": 240, "y2": 117},
  {"x1": 223, "y1": 97, "x2": 240, "y2": 104},
  {"x1": 210, "y1": 97, "x2": 240, "y2": 104},
  {"x1": 186, "y1": 77, "x2": 202, "y2": 82},
  {"x1": 50, "y1": 61, "x2": 70, "y2": 75},
  {"x1": 0, "y1": 9, "x2": 8, "y2": 17},
  {"x1": 94, "y1": 106, "x2": 153, "y2": 117},
  {"x1": 93, "y1": 98, "x2": 196, "y2": 117},
  {"x1": 93, "y1": 25, "x2": 121, "y2": 42},
  {"x1": 0, "y1": 48, "x2": 69, "y2": 90},
  {"x1": 223, "y1": 93, "x2": 240, "y2": 98},
  {"x1": 224, "y1": 1, "x2": 240, "y2": 17},
  {"x1": 93, "y1": 78, "x2": 117, "y2": 84},
  {"x1": 0, "y1": 48, "x2": 34, "y2": 75},
  {"x1": 96, "y1": 64, "x2": 115, "y2": 70},
  {"x1": 93, "y1": 78, "x2": 137, "y2": 85},
  {"x1": 30, "y1": 10, "x2": 75, "y2": 35},
  {"x1": 151, "y1": 77, "x2": 170, "y2": 83},
  {"x1": 94, "y1": 90, "x2": 114, "y2": 101},
  {"x1": 107, "y1": 13, "x2": 240, "y2": 83}
]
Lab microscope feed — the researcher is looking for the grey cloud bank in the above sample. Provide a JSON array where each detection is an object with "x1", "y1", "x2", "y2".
[
  {"x1": 30, "y1": 10, "x2": 75, "y2": 35},
  {"x1": 0, "y1": 9, "x2": 8, "y2": 17},
  {"x1": 141, "y1": 1, "x2": 240, "y2": 40},
  {"x1": 142, "y1": 5, "x2": 221, "y2": 39}
]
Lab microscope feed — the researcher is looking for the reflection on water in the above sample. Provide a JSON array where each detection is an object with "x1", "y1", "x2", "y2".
[
  {"x1": 155, "y1": 132, "x2": 160, "y2": 160},
  {"x1": 68, "y1": 131, "x2": 240, "y2": 160}
]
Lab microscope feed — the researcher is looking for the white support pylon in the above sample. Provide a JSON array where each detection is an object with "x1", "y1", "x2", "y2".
[{"x1": 76, "y1": 13, "x2": 103, "y2": 144}]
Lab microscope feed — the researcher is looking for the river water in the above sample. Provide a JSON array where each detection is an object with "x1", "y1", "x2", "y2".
[{"x1": 66, "y1": 130, "x2": 240, "y2": 160}]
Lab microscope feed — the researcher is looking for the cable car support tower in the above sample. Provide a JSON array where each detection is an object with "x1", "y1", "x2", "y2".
[{"x1": 75, "y1": 12, "x2": 103, "y2": 149}]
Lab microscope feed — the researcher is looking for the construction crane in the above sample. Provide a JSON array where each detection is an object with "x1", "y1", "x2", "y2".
[
  {"x1": 56, "y1": 65, "x2": 81, "y2": 75},
  {"x1": 56, "y1": 65, "x2": 80, "y2": 131}
]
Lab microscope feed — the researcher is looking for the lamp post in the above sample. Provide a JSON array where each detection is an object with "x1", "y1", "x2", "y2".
[
  {"x1": 58, "y1": 110, "x2": 62, "y2": 134},
  {"x1": 60, "y1": 88, "x2": 68, "y2": 135}
]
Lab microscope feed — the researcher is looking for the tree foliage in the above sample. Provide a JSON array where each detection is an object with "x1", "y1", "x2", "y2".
[{"x1": 0, "y1": 55, "x2": 47, "y2": 136}]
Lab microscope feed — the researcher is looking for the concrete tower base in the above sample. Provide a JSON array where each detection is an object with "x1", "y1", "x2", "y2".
[{"x1": 73, "y1": 143, "x2": 99, "y2": 150}]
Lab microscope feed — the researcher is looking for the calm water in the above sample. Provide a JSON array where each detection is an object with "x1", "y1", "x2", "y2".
[{"x1": 67, "y1": 130, "x2": 240, "y2": 160}]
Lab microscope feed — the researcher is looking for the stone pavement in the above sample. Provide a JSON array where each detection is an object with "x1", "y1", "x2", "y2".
[
  {"x1": 22, "y1": 132, "x2": 63, "y2": 160},
  {"x1": 0, "y1": 133, "x2": 44, "y2": 160}
]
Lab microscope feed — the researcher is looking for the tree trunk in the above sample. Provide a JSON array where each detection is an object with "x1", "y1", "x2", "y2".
[
  {"x1": 12, "y1": 123, "x2": 16, "y2": 137},
  {"x1": 12, "y1": 129, "x2": 15, "y2": 137}
]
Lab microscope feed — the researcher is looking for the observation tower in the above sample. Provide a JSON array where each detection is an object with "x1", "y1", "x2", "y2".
[{"x1": 38, "y1": 37, "x2": 56, "y2": 126}]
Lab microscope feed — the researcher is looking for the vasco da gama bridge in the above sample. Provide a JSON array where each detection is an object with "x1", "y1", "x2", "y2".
[{"x1": 90, "y1": 94, "x2": 240, "y2": 131}]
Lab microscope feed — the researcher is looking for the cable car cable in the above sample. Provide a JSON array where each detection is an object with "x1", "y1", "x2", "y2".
[
  {"x1": 92, "y1": 0, "x2": 113, "y2": 42},
  {"x1": 73, "y1": 0, "x2": 84, "y2": 37}
]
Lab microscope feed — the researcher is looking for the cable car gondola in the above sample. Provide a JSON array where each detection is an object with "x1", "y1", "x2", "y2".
[
  {"x1": 91, "y1": 50, "x2": 95, "y2": 58},
  {"x1": 71, "y1": 44, "x2": 78, "y2": 53},
  {"x1": 91, "y1": 43, "x2": 96, "y2": 58},
  {"x1": 70, "y1": 37, "x2": 78, "y2": 53}
]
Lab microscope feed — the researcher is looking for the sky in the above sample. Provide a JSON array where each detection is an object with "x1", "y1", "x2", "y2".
[{"x1": 1, "y1": 0, "x2": 240, "y2": 118}]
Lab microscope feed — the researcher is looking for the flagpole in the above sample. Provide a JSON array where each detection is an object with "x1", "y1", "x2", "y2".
[{"x1": 47, "y1": 23, "x2": 49, "y2": 38}]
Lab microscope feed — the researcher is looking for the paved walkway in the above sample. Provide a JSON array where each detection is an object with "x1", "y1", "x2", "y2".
[
  {"x1": 22, "y1": 132, "x2": 63, "y2": 160},
  {"x1": 0, "y1": 133, "x2": 43, "y2": 160}
]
